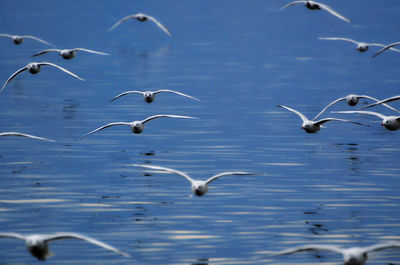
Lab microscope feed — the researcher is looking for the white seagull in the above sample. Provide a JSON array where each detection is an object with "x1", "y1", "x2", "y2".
[
  {"x1": 277, "y1": 105, "x2": 362, "y2": 133},
  {"x1": 373, "y1": 41, "x2": 400, "y2": 57},
  {"x1": 318, "y1": 37, "x2": 400, "y2": 53},
  {"x1": 279, "y1": 1, "x2": 350, "y2": 23},
  {"x1": 0, "y1": 34, "x2": 53, "y2": 46},
  {"x1": 33, "y1": 48, "x2": 109, "y2": 60},
  {"x1": 271, "y1": 242, "x2": 400, "y2": 265},
  {"x1": 361, "y1": 95, "x2": 400, "y2": 110},
  {"x1": 135, "y1": 164, "x2": 257, "y2": 196},
  {"x1": 0, "y1": 62, "x2": 84, "y2": 94},
  {"x1": 81, "y1": 114, "x2": 197, "y2": 138},
  {"x1": 110, "y1": 89, "x2": 199, "y2": 103},
  {"x1": 108, "y1": 13, "x2": 171, "y2": 36},
  {"x1": 0, "y1": 132, "x2": 55, "y2": 142},
  {"x1": 313, "y1": 94, "x2": 400, "y2": 120},
  {"x1": 333, "y1": 110, "x2": 400, "y2": 131},
  {"x1": 0, "y1": 232, "x2": 130, "y2": 260}
]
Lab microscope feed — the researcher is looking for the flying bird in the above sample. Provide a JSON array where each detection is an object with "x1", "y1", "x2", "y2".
[
  {"x1": 0, "y1": 232, "x2": 130, "y2": 260},
  {"x1": 81, "y1": 114, "x2": 197, "y2": 138},
  {"x1": 361, "y1": 95, "x2": 400, "y2": 110},
  {"x1": 318, "y1": 37, "x2": 400, "y2": 53},
  {"x1": 333, "y1": 110, "x2": 400, "y2": 131},
  {"x1": 0, "y1": 62, "x2": 84, "y2": 94},
  {"x1": 135, "y1": 164, "x2": 257, "y2": 196},
  {"x1": 33, "y1": 48, "x2": 109, "y2": 60},
  {"x1": 0, "y1": 34, "x2": 53, "y2": 46},
  {"x1": 279, "y1": 1, "x2": 350, "y2": 23},
  {"x1": 277, "y1": 105, "x2": 362, "y2": 133},
  {"x1": 0, "y1": 132, "x2": 55, "y2": 142},
  {"x1": 373, "y1": 41, "x2": 400, "y2": 57},
  {"x1": 313, "y1": 94, "x2": 400, "y2": 120},
  {"x1": 108, "y1": 13, "x2": 171, "y2": 36},
  {"x1": 271, "y1": 242, "x2": 400, "y2": 265},
  {"x1": 110, "y1": 89, "x2": 199, "y2": 103}
]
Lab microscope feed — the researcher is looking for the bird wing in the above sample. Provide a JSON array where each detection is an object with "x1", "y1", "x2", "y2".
[
  {"x1": 205, "y1": 172, "x2": 256, "y2": 185},
  {"x1": 154, "y1": 90, "x2": 200, "y2": 101},
  {"x1": 318, "y1": 3, "x2": 351, "y2": 23},
  {"x1": 312, "y1": 97, "x2": 346, "y2": 120},
  {"x1": 277, "y1": 105, "x2": 308, "y2": 123},
  {"x1": 363, "y1": 242, "x2": 400, "y2": 253},
  {"x1": 32, "y1": 49, "x2": 61, "y2": 57},
  {"x1": 38, "y1": 62, "x2": 85, "y2": 81},
  {"x1": 361, "y1": 95, "x2": 400, "y2": 110},
  {"x1": 21, "y1": 35, "x2": 53, "y2": 46},
  {"x1": 80, "y1": 122, "x2": 131, "y2": 138},
  {"x1": 0, "y1": 34, "x2": 13, "y2": 38},
  {"x1": 272, "y1": 244, "x2": 343, "y2": 256},
  {"x1": 135, "y1": 164, "x2": 194, "y2": 183},
  {"x1": 314, "y1": 118, "x2": 363, "y2": 126},
  {"x1": 0, "y1": 66, "x2": 28, "y2": 93},
  {"x1": 373, "y1": 42, "x2": 400, "y2": 57},
  {"x1": 110, "y1": 91, "x2": 144, "y2": 102},
  {"x1": 0, "y1": 132, "x2": 55, "y2": 142},
  {"x1": 146, "y1": 15, "x2": 172, "y2": 36},
  {"x1": 42, "y1": 233, "x2": 130, "y2": 257},
  {"x1": 72, "y1": 48, "x2": 110, "y2": 56},
  {"x1": 278, "y1": 1, "x2": 307, "y2": 11},
  {"x1": 0, "y1": 232, "x2": 26, "y2": 241},
  {"x1": 368, "y1": 43, "x2": 400, "y2": 52},
  {"x1": 318, "y1": 37, "x2": 358, "y2": 45},
  {"x1": 333, "y1": 110, "x2": 387, "y2": 119},
  {"x1": 141, "y1": 114, "x2": 197, "y2": 124},
  {"x1": 358, "y1": 95, "x2": 400, "y2": 113},
  {"x1": 108, "y1": 14, "x2": 137, "y2": 31}
]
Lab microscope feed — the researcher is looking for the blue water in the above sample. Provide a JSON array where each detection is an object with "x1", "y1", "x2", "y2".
[{"x1": 0, "y1": 0, "x2": 400, "y2": 264}]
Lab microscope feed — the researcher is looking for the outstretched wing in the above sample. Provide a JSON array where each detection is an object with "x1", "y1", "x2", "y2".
[
  {"x1": 154, "y1": 90, "x2": 200, "y2": 101},
  {"x1": 80, "y1": 122, "x2": 131, "y2": 138},
  {"x1": 43, "y1": 233, "x2": 130, "y2": 257},
  {"x1": 72, "y1": 48, "x2": 110, "y2": 56},
  {"x1": 0, "y1": 132, "x2": 55, "y2": 142},
  {"x1": 32, "y1": 49, "x2": 61, "y2": 57},
  {"x1": 146, "y1": 15, "x2": 172, "y2": 36},
  {"x1": 108, "y1": 14, "x2": 138, "y2": 31},
  {"x1": 38, "y1": 62, "x2": 85, "y2": 81},
  {"x1": 277, "y1": 105, "x2": 309, "y2": 123},
  {"x1": 272, "y1": 244, "x2": 343, "y2": 256},
  {"x1": 364, "y1": 242, "x2": 400, "y2": 253},
  {"x1": 0, "y1": 232, "x2": 26, "y2": 241},
  {"x1": 358, "y1": 95, "x2": 400, "y2": 113},
  {"x1": 0, "y1": 66, "x2": 28, "y2": 93},
  {"x1": 333, "y1": 110, "x2": 387, "y2": 120},
  {"x1": 314, "y1": 118, "x2": 363, "y2": 126},
  {"x1": 361, "y1": 95, "x2": 400, "y2": 111},
  {"x1": 135, "y1": 164, "x2": 194, "y2": 183},
  {"x1": 278, "y1": 1, "x2": 307, "y2": 11},
  {"x1": 0, "y1": 34, "x2": 13, "y2": 39},
  {"x1": 318, "y1": 3, "x2": 351, "y2": 23},
  {"x1": 312, "y1": 97, "x2": 346, "y2": 120},
  {"x1": 110, "y1": 91, "x2": 144, "y2": 102},
  {"x1": 318, "y1": 37, "x2": 358, "y2": 45},
  {"x1": 205, "y1": 172, "x2": 256, "y2": 185},
  {"x1": 141, "y1": 114, "x2": 197, "y2": 124},
  {"x1": 21, "y1": 35, "x2": 53, "y2": 46},
  {"x1": 373, "y1": 42, "x2": 400, "y2": 57}
]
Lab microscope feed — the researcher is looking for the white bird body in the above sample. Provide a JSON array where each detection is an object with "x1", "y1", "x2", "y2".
[
  {"x1": 33, "y1": 48, "x2": 109, "y2": 59},
  {"x1": 272, "y1": 242, "x2": 400, "y2": 265},
  {"x1": 0, "y1": 132, "x2": 55, "y2": 142},
  {"x1": 0, "y1": 34, "x2": 53, "y2": 46},
  {"x1": 279, "y1": 1, "x2": 350, "y2": 23},
  {"x1": 0, "y1": 62, "x2": 84, "y2": 93},
  {"x1": 334, "y1": 110, "x2": 400, "y2": 131},
  {"x1": 108, "y1": 13, "x2": 171, "y2": 36},
  {"x1": 135, "y1": 164, "x2": 257, "y2": 196},
  {"x1": 318, "y1": 37, "x2": 400, "y2": 53},
  {"x1": 111, "y1": 89, "x2": 199, "y2": 103},
  {"x1": 0, "y1": 232, "x2": 130, "y2": 260}
]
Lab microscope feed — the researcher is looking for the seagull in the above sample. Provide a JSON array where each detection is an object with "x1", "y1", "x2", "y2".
[
  {"x1": 271, "y1": 242, "x2": 400, "y2": 265},
  {"x1": 361, "y1": 95, "x2": 400, "y2": 110},
  {"x1": 313, "y1": 94, "x2": 400, "y2": 120},
  {"x1": 373, "y1": 41, "x2": 400, "y2": 57},
  {"x1": 0, "y1": 62, "x2": 84, "y2": 94},
  {"x1": 81, "y1": 114, "x2": 197, "y2": 138},
  {"x1": 0, "y1": 232, "x2": 130, "y2": 260},
  {"x1": 0, "y1": 132, "x2": 55, "y2": 142},
  {"x1": 318, "y1": 37, "x2": 400, "y2": 53},
  {"x1": 333, "y1": 110, "x2": 400, "y2": 131},
  {"x1": 110, "y1": 89, "x2": 199, "y2": 103},
  {"x1": 277, "y1": 105, "x2": 363, "y2": 133},
  {"x1": 279, "y1": 1, "x2": 351, "y2": 23},
  {"x1": 0, "y1": 34, "x2": 53, "y2": 46},
  {"x1": 135, "y1": 164, "x2": 257, "y2": 196},
  {"x1": 32, "y1": 48, "x2": 109, "y2": 60},
  {"x1": 108, "y1": 13, "x2": 171, "y2": 36}
]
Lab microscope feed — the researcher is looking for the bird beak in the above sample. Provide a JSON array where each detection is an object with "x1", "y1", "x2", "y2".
[{"x1": 381, "y1": 123, "x2": 385, "y2": 126}]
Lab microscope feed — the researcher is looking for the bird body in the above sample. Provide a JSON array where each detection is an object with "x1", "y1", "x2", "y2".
[
  {"x1": 0, "y1": 34, "x2": 53, "y2": 46},
  {"x1": 111, "y1": 89, "x2": 199, "y2": 103},
  {"x1": 33, "y1": 48, "x2": 109, "y2": 59},
  {"x1": 318, "y1": 37, "x2": 400, "y2": 53},
  {"x1": 108, "y1": 13, "x2": 171, "y2": 36},
  {"x1": 334, "y1": 110, "x2": 400, "y2": 131}
]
